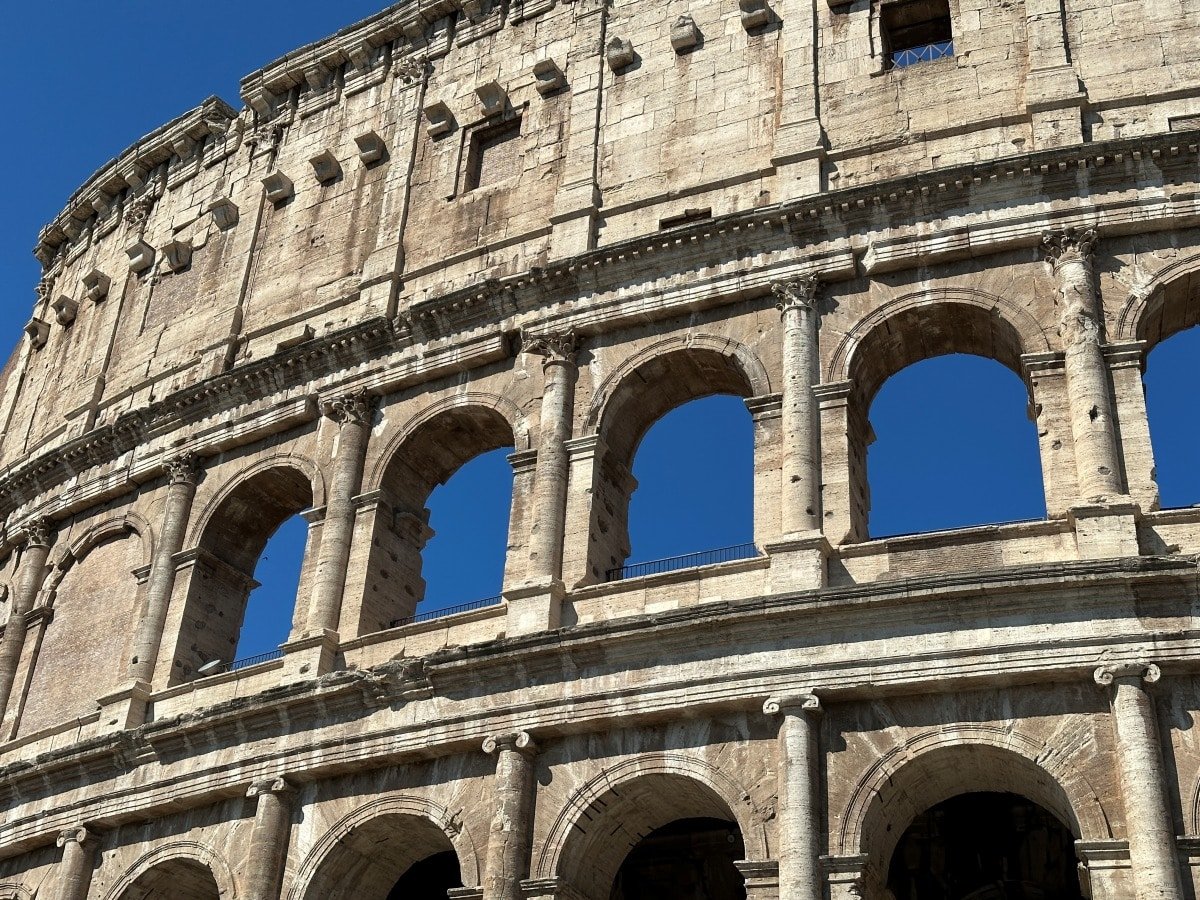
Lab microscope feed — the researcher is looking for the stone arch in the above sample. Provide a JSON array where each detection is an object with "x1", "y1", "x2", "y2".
[
  {"x1": 536, "y1": 752, "x2": 768, "y2": 896},
  {"x1": 838, "y1": 725, "x2": 1112, "y2": 885},
  {"x1": 44, "y1": 511, "x2": 154, "y2": 597},
  {"x1": 287, "y1": 794, "x2": 482, "y2": 900},
  {"x1": 103, "y1": 840, "x2": 236, "y2": 900},
  {"x1": 1114, "y1": 249, "x2": 1200, "y2": 347},
  {"x1": 0, "y1": 884, "x2": 33, "y2": 900},
  {"x1": 828, "y1": 288, "x2": 1052, "y2": 406}
]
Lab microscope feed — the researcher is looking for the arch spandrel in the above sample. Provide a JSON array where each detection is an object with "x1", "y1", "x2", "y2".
[
  {"x1": 1114, "y1": 249, "x2": 1200, "y2": 347},
  {"x1": 102, "y1": 840, "x2": 236, "y2": 900}
]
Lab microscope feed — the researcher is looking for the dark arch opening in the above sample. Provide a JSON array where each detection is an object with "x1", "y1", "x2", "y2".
[
  {"x1": 1144, "y1": 324, "x2": 1200, "y2": 509},
  {"x1": 387, "y1": 850, "x2": 463, "y2": 899},
  {"x1": 886, "y1": 792, "x2": 1084, "y2": 900},
  {"x1": 866, "y1": 354, "x2": 1045, "y2": 537},
  {"x1": 623, "y1": 395, "x2": 754, "y2": 574},
  {"x1": 172, "y1": 466, "x2": 313, "y2": 683},
  {"x1": 610, "y1": 817, "x2": 746, "y2": 900},
  {"x1": 120, "y1": 858, "x2": 221, "y2": 900}
]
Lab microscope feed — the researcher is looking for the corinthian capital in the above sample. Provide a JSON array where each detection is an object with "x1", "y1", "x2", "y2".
[
  {"x1": 772, "y1": 274, "x2": 820, "y2": 315},
  {"x1": 522, "y1": 330, "x2": 578, "y2": 368},
  {"x1": 483, "y1": 730, "x2": 538, "y2": 756},
  {"x1": 1042, "y1": 227, "x2": 1097, "y2": 268},
  {"x1": 24, "y1": 517, "x2": 54, "y2": 549},
  {"x1": 1094, "y1": 661, "x2": 1161, "y2": 687},
  {"x1": 322, "y1": 389, "x2": 374, "y2": 426},
  {"x1": 164, "y1": 451, "x2": 201, "y2": 486}
]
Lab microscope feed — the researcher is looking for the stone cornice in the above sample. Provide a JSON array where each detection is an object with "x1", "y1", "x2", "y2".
[{"x1": 34, "y1": 96, "x2": 238, "y2": 269}]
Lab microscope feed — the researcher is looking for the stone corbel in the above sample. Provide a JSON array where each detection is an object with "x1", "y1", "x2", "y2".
[
  {"x1": 245, "y1": 84, "x2": 280, "y2": 118},
  {"x1": 171, "y1": 133, "x2": 198, "y2": 161},
  {"x1": 205, "y1": 197, "x2": 239, "y2": 230},
  {"x1": 51, "y1": 296, "x2": 78, "y2": 326},
  {"x1": 126, "y1": 240, "x2": 155, "y2": 274},
  {"x1": 532, "y1": 59, "x2": 565, "y2": 95},
  {"x1": 123, "y1": 162, "x2": 151, "y2": 191},
  {"x1": 61, "y1": 218, "x2": 84, "y2": 241},
  {"x1": 90, "y1": 193, "x2": 113, "y2": 218},
  {"x1": 24, "y1": 318, "x2": 50, "y2": 349},
  {"x1": 347, "y1": 40, "x2": 374, "y2": 71},
  {"x1": 303, "y1": 61, "x2": 334, "y2": 93},
  {"x1": 476, "y1": 80, "x2": 508, "y2": 117},
  {"x1": 82, "y1": 269, "x2": 110, "y2": 303},
  {"x1": 671, "y1": 16, "x2": 700, "y2": 52},
  {"x1": 423, "y1": 101, "x2": 455, "y2": 137},
  {"x1": 33, "y1": 242, "x2": 56, "y2": 267},
  {"x1": 354, "y1": 131, "x2": 386, "y2": 164},
  {"x1": 262, "y1": 171, "x2": 294, "y2": 203},
  {"x1": 309, "y1": 150, "x2": 342, "y2": 183},
  {"x1": 739, "y1": 0, "x2": 772, "y2": 30},
  {"x1": 605, "y1": 36, "x2": 634, "y2": 72},
  {"x1": 161, "y1": 239, "x2": 192, "y2": 273}
]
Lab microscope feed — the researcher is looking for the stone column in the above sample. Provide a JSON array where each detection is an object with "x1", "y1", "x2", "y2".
[
  {"x1": 243, "y1": 776, "x2": 296, "y2": 900},
  {"x1": 130, "y1": 452, "x2": 200, "y2": 683},
  {"x1": 1043, "y1": 228, "x2": 1125, "y2": 503},
  {"x1": 0, "y1": 518, "x2": 53, "y2": 717},
  {"x1": 764, "y1": 693, "x2": 823, "y2": 900},
  {"x1": 307, "y1": 390, "x2": 374, "y2": 635},
  {"x1": 523, "y1": 332, "x2": 578, "y2": 586},
  {"x1": 482, "y1": 731, "x2": 538, "y2": 900},
  {"x1": 772, "y1": 276, "x2": 822, "y2": 537},
  {"x1": 1094, "y1": 663, "x2": 1184, "y2": 900},
  {"x1": 54, "y1": 826, "x2": 98, "y2": 900}
]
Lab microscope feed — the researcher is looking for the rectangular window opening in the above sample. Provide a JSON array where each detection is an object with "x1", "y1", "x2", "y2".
[
  {"x1": 881, "y1": 0, "x2": 953, "y2": 70},
  {"x1": 465, "y1": 117, "x2": 523, "y2": 191}
]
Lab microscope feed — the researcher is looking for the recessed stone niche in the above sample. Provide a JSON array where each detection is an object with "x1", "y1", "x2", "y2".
[
  {"x1": 310, "y1": 151, "x2": 342, "y2": 183},
  {"x1": 161, "y1": 240, "x2": 192, "y2": 273},
  {"x1": 51, "y1": 296, "x2": 78, "y2": 326},
  {"x1": 355, "y1": 131, "x2": 386, "y2": 164},
  {"x1": 126, "y1": 240, "x2": 155, "y2": 274},
  {"x1": 424, "y1": 101, "x2": 455, "y2": 137},
  {"x1": 606, "y1": 37, "x2": 635, "y2": 72},
  {"x1": 262, "y1": 172, "x2": 294, "y2": 203},
  {"x1": 533, "y1": 59, "x2": 565, "y2": 95},
  {"x1": 82, "y1": 269, "x2": 110, "y2": 303}
]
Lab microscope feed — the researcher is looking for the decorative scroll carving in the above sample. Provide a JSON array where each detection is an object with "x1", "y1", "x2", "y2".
[
  {"x1": 321, "y1": 390, "x2": 374, "y2": 426},
  {"x1": 763, "y1": 692, "x2": 821, "y2": 715},
  {"x1": 124, "y1": 197, "x2": 154, "y2": 230},
  {"x1": 482, "y1": 730, "x2": 538, "y2": 755},
  {"x1": 772, "y1": 274, "x2": 821, "y2": 315},
  {"x1": 57, "y1": 826, "x2": 93, "y2": 847},
  {"x1": 1094, "y1": 662, "x2": 1161, "y2": 686},
  {"x1": 246, "y1": 775, "x2": 297, "y2": 798}
]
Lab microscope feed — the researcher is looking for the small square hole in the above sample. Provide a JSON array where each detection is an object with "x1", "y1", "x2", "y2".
[
  {"x1": 881, "y1": 0, "x2": 953, "y2": 69},
  {"x1": 465, "y1": 118, "x2": 523, "y2": 191}
]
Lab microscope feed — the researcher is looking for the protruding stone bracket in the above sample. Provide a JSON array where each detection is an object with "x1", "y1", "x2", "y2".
[
  {"x1": 263, "y1": 172, "x2": 294, "y2": 203},
  {"x1": 24, "y1": 318, "x2": 50, "y2": 349},
  {"x1": 310, "y1": 150, "x2": 342, "y2": 184},
  {"x1": 670, "y1": 16, "x2": 700, "y2": 52},
  {"x1": 482, "y1": 730, "x2": 538, "y2": 756},
  {"x1": 52, "y1": 296, "x2": 79, "y2": 326},
  {"x1": 82, "y1": 269, "x2": 111, "y2": 302},
  {"x1": 126, "y1": 240, "x2": 155, "y2": 274},
  {"x1": 739, "y1": 0, "x2": 772, "y2": 30},
  {"x1": 606, "y1": 36, "x2": 635, "y2": 72},
  {"x1": 476, "y1": 80, "x2": 508, "y2": 117},
  {"x1": 533, "y1": 59, "x2": 566, "y2": 95},
  {"x1": 205, "y1": 197, "x2": 240, "y2": 230},
  {"x1": 424, "y1": 101, "x2": 455, "y2": 137},
  {"x1": 161, "y1": 239, "x2": 193, "y2": 273},
  {"x1": 355, "y1": 131, "x2": 387, "y2": 164},
  {"x1": 1094, "y1": 662, "x2": 1161, "y2": 687}
]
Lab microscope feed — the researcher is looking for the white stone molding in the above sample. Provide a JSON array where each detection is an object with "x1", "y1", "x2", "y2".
[
  {"x1": 763, "y1": 692, "x2": 822, "y2": 715},
  {"x1": 56, "y1": 826, "x2": 92, "y2": 848},
  {"x1": 22, "y1": 318, "x2": 49, "y2": 349},
  {"x1": 247, "y1": 775, "x2": 296, "y2": 798}
]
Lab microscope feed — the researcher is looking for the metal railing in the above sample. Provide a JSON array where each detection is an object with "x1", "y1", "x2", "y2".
[
  {"x1": 228, "y1": 648, "x2": 285, "y2": 672},
  {"x1": 891, "y1": 39, "x2": 953, "y2": 69},
  {"x1": 389, "y1": 595, "x2": 503, "y2": 629},
  {"x1": 606, "y1": 543, "x2": 760, "y2": 582}
]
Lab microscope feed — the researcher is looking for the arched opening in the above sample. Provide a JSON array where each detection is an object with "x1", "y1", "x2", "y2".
[
  {"x1": 611, "y1": 817, "x2": 746, "y2": 900},
  {"x1": 588, "y1": 346, "x2": 761, "y2": 583},
  {"x1": 235, "y1": 513, "x2": 308, "y2": 661},
  {"x1": 119, "y1": 857, "x2": 220, "y2": 900},
  {"x1": 845, "y1": 302, "x2": 1042, "y2": 541},
  {"x1": 867, "y1": 355, "x2": 1045, "y2": 537},
  {"x1": 886, "y1": 792, "x2": 1084, "y2": 899},
  {"x1": 302, "y1": 813, "x2": 463, "y2": 899},
  {"x1": 623, "y1": 395, "x2": 754, "y2": 575},
  {"x1": 1144, "y1": 325, "x2": 1200, "y2": 509},
  {"x1": 171, "y1": 466, "x2": 313, "y2": 683},
  {"x1": 554, "y1": 772, "x2": 748, "y2": 900},
  {"x1": 368, "y1": 406, "x2": 515, "y2": 632}
]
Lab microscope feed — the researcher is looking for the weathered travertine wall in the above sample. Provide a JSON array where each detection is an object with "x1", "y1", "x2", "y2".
[{"x1": 2, "y1": 0, "x2": 1200, "y2": 897}]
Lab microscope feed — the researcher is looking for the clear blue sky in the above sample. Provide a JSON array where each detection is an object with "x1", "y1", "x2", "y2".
[{"x1": 3, "y1": 4, "x2": 1197, "y2": 662}]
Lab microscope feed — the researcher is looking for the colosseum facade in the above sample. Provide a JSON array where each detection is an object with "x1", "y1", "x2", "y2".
[{"x1": 1, "y1": 0, "x2": 1199, "y2": 897}]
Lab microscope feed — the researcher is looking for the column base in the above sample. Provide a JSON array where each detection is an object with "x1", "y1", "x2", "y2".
[
  {"x1": 504, "y1": 580, "x2": 565, "y2": 636},
  {"x1": 1069, "y1": 501, "x2": 1141, "y2": 559},
  {"x1": 519, "y1": 878, "x2": 586, "y2": 900},
  {"x1": 1076, "y1": 839, "x2": 1131, "y2": 900},
  {"x1": 95, "y1": 679, "x2": 152, "y2": 733},
  {"x1": 822, "y1": 853, "x2": 869, "y2": 900},
  {"x1": 734, "y1": 860, "x2": 779, "y2": 899},
  {"x1": 447, "y1": 889, "x2": 484, "y2": 900},
  {"x1": 765, "y1": 532, "x2": 831, "y2": 593},
  {"x1": 280, "y1": 629, "x2": 340, "y2": 682}
]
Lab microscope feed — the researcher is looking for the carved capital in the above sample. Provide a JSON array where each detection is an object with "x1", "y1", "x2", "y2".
[
  {"x1": 1094, "y1": 662, "x2": 1161, "y2": 687},
  {"x1": 57, "y1": 825, "x2": 93, "y2": 848},
  {"x1": 321, "y1": 389, "x2": 374, "y2": 427},
  {"x1": 483, "y1": 730, "x2": 538, "y2": 756},
  {"x1": 1042, "y1": 226, "x2": 1097, "y2": 269},
  {"x1": 247, "y1": 775, "x2": 297, "y2": 799},
  {"x1": 164, "y1": 451, "x2": 201, "y2": 487},
  {"x1": 763, "y1": 692, "x2": 821, "y2": 716},
  {"x1": 24, "y1": 517, "x2": 54, "y2": 549},
  {"x1": 772, "y1": 274, "x2": 820, "y2": 316},
  {"x1": 522, "y1": 330, "x2": 578, "y2": 369}
]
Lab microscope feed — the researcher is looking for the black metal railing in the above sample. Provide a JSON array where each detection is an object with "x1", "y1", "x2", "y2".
[
  {"x1": 389, "y1": 595, "x2": 503, "y2": 629},
  {"x1": 228, "y1": 648, "x2": 285, "y2": 672},
  {"x1": 605, "y1": 543, "x2": 760, "y2": 582}
]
